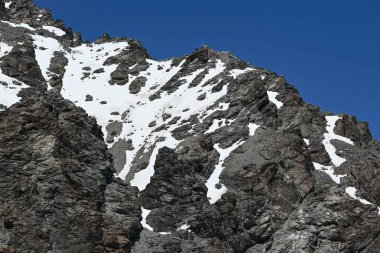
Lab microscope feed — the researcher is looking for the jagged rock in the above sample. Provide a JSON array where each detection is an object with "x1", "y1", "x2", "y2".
[
  {"x1": 48, "y1": 51, "x2": 68, "y2": 91},
  {"x1": 197, "y1": 92, "x2": 206, "y2": 101},
  {"x1": 0, "y1": 43, "x2": 46, "y2": 89},
  {"x1": 0, "y1": 92, "x2": 140, "y2": 252},
  {"x1": 109, "y1": 62, "x2": 129, "y2": 85},
  {"x1": 106, "y1": 121, "x2": 123, "y2": 143},
  {"x1": 129, "y1": 76, "x2": 147, "y2": 94},
  {"x1": 109, "y1": 138, "x2": 130, "y2": 174},
  {"x1": 96, "y1": 33, "x2": 111, "y2": 44}
]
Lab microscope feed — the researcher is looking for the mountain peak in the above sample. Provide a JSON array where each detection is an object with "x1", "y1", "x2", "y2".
[{"x1": 1, "y1": 1, "x2": 380, "y2": 252}]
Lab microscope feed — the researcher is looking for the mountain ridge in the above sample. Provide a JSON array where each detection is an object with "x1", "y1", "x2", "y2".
[{"x1": 1, "y1": 0, "x2": 380, "y2": 252}]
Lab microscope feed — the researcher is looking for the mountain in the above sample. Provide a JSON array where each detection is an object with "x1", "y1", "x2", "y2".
[{"x1": 1, "y1": 0, "x2": 380, "y2": 252}]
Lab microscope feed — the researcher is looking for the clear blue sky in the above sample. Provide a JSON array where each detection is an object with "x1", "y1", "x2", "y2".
[{"x1": 34, "y1": 0, "x2": 380, "y2": 140}]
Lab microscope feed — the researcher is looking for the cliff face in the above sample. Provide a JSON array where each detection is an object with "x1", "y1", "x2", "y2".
[
  {"x1": 0, "y1": 92, "x2": 141, "y2": 252},
  {"x1": 1, "y1": 0, "x2": 380, "y2": 252}
]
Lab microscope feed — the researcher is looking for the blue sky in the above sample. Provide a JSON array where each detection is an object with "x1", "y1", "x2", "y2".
[{"x1": 34, "y1": 0, "x2": 380, "y2": 140}]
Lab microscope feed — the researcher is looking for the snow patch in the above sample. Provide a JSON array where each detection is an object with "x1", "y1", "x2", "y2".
[
  {"x1": 322, "y1": 116, "x2": 354, "y2": 167},
  {"x1": 345, "y1": 186, "x2": 380, "y2": 215},
  {"x1": 0, "y1": 67, "x2": 28, "y2": 108},
  {"x1": 345, "y1": 187, "x2": 372, "y2": 205},
  {"x1": 1, "y1": 21, "x2": 35, "y2": 31},
  {"x1": 43, "y1": 25, "x2": 66, "y2": 36},
  {"x1": 267, "y1": 91, "x2": 283, "y2": 109},
  {"x1": 141, "y1": 208, "x2": 153, "y2": 231},
  {"x1": 303, "y1": 138, "x2": 310, "y2": 146},
  {"x1": 229, "y1": 67, "x2": 255, "y2": 78},
  {"x1": 178, "y1": 224, "x2": 191, "y2": 231},
  {"x1": 248, "y1": 123, "x2": 260, "y2": 136},
  {"x1": 0, "y1": 41, "x2": 12, "y2": 58},
  {"x1": 61, "y1": 41, "x2": 130, "y2": 135},
  {"x1": 4, "y1": 1, "x2": 11, "y2": 9}
]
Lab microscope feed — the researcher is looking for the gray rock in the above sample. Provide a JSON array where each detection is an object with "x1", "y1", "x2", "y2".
[
  {"x1": 0, "y1": 92, "x2": 140, "y2": 252},
  {"x1": 129, "y1": 76, "x2": 147, "y2": 94},
  {"x1": 93, "y1": 68, "x2": 105, "y2": 74},
  {"x1": 0, "y1": 42, "x2": 46, "y2": 90},
  {"x1": 105, "y1": 120, "x2": 123, "y2": 143},
  {"x1": 85, "y1": 94, "x2": 93, "y2": 101}
]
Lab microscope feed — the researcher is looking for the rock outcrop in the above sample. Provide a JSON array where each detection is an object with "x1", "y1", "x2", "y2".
[{"x1": 0, "y1": 91, "x2": 141, "y2": 252}]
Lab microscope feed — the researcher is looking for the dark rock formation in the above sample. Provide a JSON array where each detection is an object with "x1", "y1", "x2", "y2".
[
  {"x1": 0, "y1": 1, "x2": 6, "y2": 19},
  {"x1": 0, "y1": 43, "x2": 46, "y2": 89},
  {"x1": 48, "y1": 51, "x2": 68, "y2": 92},
  {"x1": 0, "y1": 92, "x2": 141, "y2": 252}
]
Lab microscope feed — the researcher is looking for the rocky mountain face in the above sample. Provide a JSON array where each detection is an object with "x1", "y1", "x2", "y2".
[{"x1": 1, "y1": 0, "x2": 380, "y2": 252}]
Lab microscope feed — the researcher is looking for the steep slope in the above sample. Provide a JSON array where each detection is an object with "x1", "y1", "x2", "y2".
[
  {"x1": 1, "y1": 0, "x2": 380, "y2": 252},
  {"x1": 0, "y1": 91, "x2": 141, "y2": 252}
]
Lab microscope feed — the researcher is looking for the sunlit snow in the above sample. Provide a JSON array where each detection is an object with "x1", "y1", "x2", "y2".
[
  {"x1": 0, "y1": 69, "x2": 28, "y2": 109},
  {"x1": 42, "y1": 25, "x2": 66, "y2": 36},
  {"x1": 4, "y1": 1, "x2": 11, "y2": 9},
  {"x1": 322, "y1": 116, "x2": 354, "y2": 167},
  {"x1": 141, "y1": 207, "x2": 154, "y2": 231},
  {"x1": 345, "y1": 187, "x2": 372, "y2": 205},
  {"x1": 1, "y1": 21, "x2": 35, "y2": 30},
  {"x1": 248, "y1": 123, "x2": 260, "y2": 136},
  {"x1": 0, "y1": 42, "x2": 12, "y2": 58},
  {"x1": 228, "y1": 67, "x2": 255, "y2": 78},
  {"x1": 178, "y1": 224, "x2": 191, "y2": 231},
  {"x1": 267, "y1": 91, "x2": 283, "y2": 109}
]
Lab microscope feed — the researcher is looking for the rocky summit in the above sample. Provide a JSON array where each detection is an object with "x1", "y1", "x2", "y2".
[{"x1": 0, "y1": 0, "x2": 380, "y2": 252}]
